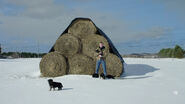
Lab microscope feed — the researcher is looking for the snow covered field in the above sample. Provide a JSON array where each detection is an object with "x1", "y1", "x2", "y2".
[{"x1": 0, "y1": 58, "x2": 185, "y2": 104}]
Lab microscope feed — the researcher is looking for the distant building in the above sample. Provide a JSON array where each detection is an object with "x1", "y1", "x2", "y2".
[
  {"x1": 0, "y1": 44, "x2": 1, "y2": 54},
  {"x1": 122, "y1": 53, "x2": 159, "y2": 58},
  {"x1": 11, "y1": 52, "x2": 20, "y2": 58},
  {"x1": 0, "y1": 44, "x2": 6, "y2": 59}
]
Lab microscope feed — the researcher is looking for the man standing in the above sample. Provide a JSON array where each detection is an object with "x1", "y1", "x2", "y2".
[{"x1": 92, "y1": 42, "x2": 107, "y2": 79}]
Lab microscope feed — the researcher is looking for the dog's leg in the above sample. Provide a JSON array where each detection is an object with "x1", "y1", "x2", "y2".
[{"x1": 49, "y1": 87, "x2": 52, "y2": 91}]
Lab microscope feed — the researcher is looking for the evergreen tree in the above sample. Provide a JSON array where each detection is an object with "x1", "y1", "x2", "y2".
[
  {"x1": 158, "y1": 49, "x2": 166, "y2": 57},
  {"x1": 167, "y1": 48, "x2": 173, "y2": 58},
  {"x1": 173, "y1": 45, "x2": 184, "y2": 58},
  {"x1": 158, "y1": 45, "x2": 184, "y2": 58}
]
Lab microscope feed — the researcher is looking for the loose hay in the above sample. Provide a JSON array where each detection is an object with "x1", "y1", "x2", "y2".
[
  {"x1": 68, "y1": 19, "x2": 97, "y2": 38},
  {"x1": 40, "y1": 52, "x2": 67, "y2": 77},
  {"x1": 102, "y1": 53, "x2": 123, "y2": 77},
  {"x1": 68, "y1": 54, "x2": 95, "y2": 75},
  {"x1": 82, "y1": 34, "x2": 109, "y2": 59},
  {"x1": 54, "y1": 33, "x2": 81, "y2": 57}
]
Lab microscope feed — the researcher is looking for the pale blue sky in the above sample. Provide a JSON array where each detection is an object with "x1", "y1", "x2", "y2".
[{"x1": 0, "y1": 0, "x2": 185, "y2": 54}]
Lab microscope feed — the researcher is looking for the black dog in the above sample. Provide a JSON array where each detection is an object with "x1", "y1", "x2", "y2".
[
  {"x1": 106, "y1": 75, "x2": 115, "y2": 79},
  {"x1": 48, "y1": 79, "x2": 63, "y2": 91},
  {"x1": 100, "y1": 73, "x2": 106, "y2": 79},
  {"x1": 100, "y1": 73, "x2": 115, "y2": 79},
  {"x1": 92, "y1": 73, "x2": 99, "y2": 78}
]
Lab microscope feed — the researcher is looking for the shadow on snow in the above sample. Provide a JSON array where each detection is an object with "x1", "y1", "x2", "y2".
[{"x1": 120, "y1": 63, "x2": 159, "y2": 79}]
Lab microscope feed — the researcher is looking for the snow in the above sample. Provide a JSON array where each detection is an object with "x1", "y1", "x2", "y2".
[{"x1": 0, "y1": 58, "x2": 185, "y2": 104}]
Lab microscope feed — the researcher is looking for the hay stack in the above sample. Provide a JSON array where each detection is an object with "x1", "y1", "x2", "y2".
[
  {"x1": 68, "y1": 54, "x2": 95, "y2": 75},
  {"x1": 40, "y1": 18, "x2": 124, "y2": 77},
  {"x1": 54, "y1": 33, "x2": 81, "y2": 57},
  {"x1": 40, "y1": 52, "x2": 67, "y2": 77},
  {"x1": 82, "y1": 34, "x2": 109, "y2": 58},
  {"x1": 68, "y1": 19, "x2": 97, "y2": 38},
  {"x1": 104, "y1": 53, "x2": 123, "y2": 77}
]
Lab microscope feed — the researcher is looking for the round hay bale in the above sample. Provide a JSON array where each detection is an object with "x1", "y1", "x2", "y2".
[
  {"x1": 54, "y1": 33, "x2": 81, "y2": 57},
  {"x1": 68, "y1": 19, "x2": 97, "y2": 38},
  {"x1": 99, "y1": 53, "x2": 123, "y2": 77},
  {"x1": 40, "y1": 52, "x2": 67, "y2": 77},
  {"x1": 68, "y1": 54, "x2": 95, "y2": 75},
  {"x1": 82, "y1": 34, "x2": 109, "y2": 59}
]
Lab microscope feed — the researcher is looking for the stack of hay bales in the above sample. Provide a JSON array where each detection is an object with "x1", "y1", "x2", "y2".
[{"x1": 40, "y1": 18, "x2": 124, "y2": 77}]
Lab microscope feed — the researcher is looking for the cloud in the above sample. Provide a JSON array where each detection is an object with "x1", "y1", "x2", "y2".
[
  {"x1": 65, "y1": 0, "x2": 95, "y2": 2},
  {"x1": 159, "y1": 0, "x2": 185, "y2": 10},
  {"x1": 0, "y1": 0, "x2": 129, "y2": 45},
  {"x1": 133, "y1": 27, "x2": 172, "y2": 38},
  {"x1": 152, "y1": 0, "x2": 185, "y2": 22},
  {"x1": 2, "y1": 0, "x2": 67, "y2": 19},
  {"x1": 102, "y1": 26, "x2": 172, "y2": 43},
  {"x1": 0, "y1": 0, "x2": 175, "y2": 52}
]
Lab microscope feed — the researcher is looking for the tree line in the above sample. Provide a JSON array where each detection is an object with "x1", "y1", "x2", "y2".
[
  {"x1": 158, "y1": 45, "x2": 185, "y2": 58},
  {"x1": 1, "y1": 52, "x2": 46, "y2": 58}
]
